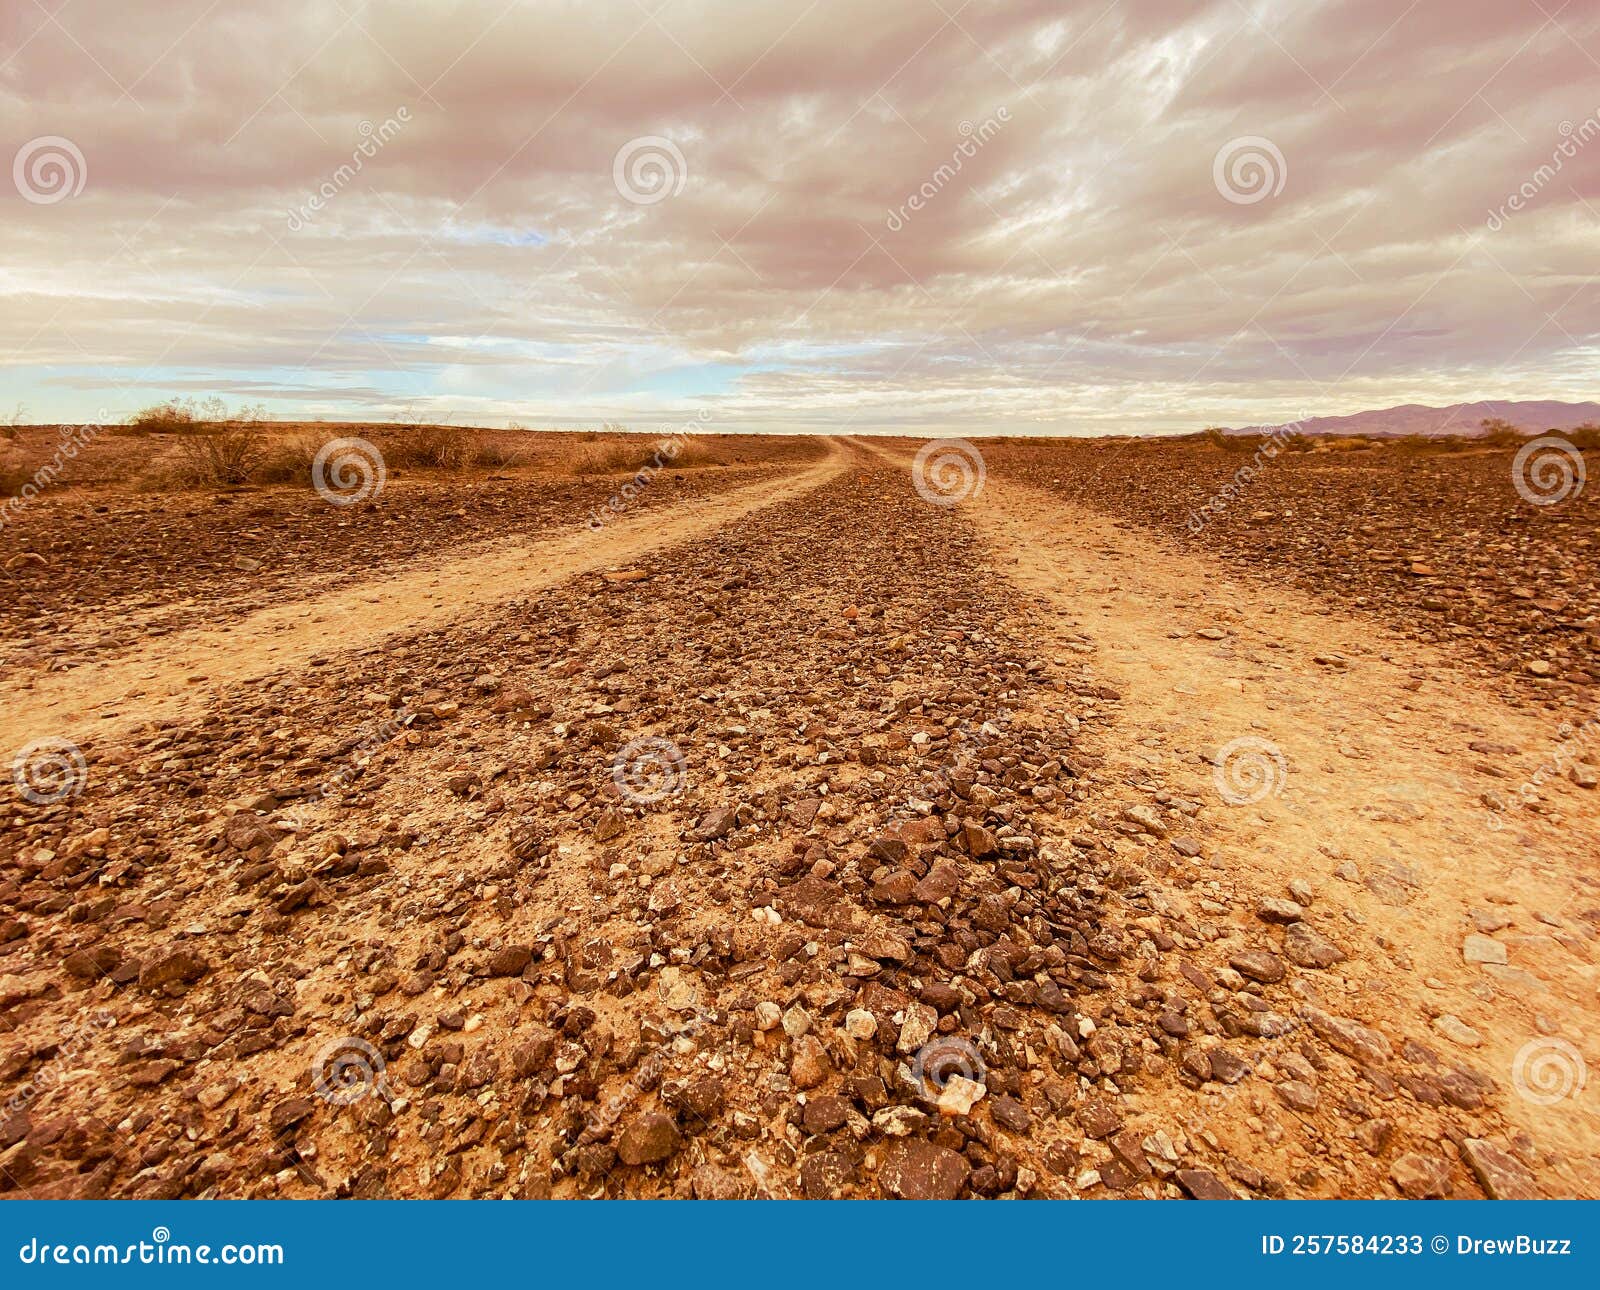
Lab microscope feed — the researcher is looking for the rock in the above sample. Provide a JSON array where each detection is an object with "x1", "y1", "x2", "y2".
[
  {"x1": 781, "y1": 1003, "x2": 812, "y2": 1039},
  {"x1": 800, "y1": 1094, "x2": 850, "y2": 1134},
  {"x1": 138, "y1": 949, "x2": 210, "y2": 991},
  {"x1": 936, "y1": 1075, "x2": 986, "y2": 1117},
  {"x1": 990, "y1": 1095, "x2": 1031, "y2": 1134},
  {"x1": 1208, "y1": 1048, "x2": 1252, "y2": 1084},
  {"x1": 1433, "y1": 1014, "x2": 1483, "y2": 1048},
  {"x1": 1283, "y1": 922, "x2": 1347, "y2": 968},
  {"x1": 63, "y1": 945, "x2": 121, "y2": 979},
  {"x1": 1461, "y1": 1138, "x2": 1539, "y2": 1200},
  {"x1": 1229, "y1": 949, "x2": 1285, "y2": 983},
  {"x1": 268, "y1": 1096, "x2": 316, "y2": 1134},
  {"x1": 1123, "y1": 804, "x2": 1166, "y2": 836},
  {"x1": 1354, "y1": 1119, "x2": 1394, "y2": 1155},
  {"x1": 753, "y1": 1001, "x2": 781, "y2": 1031},
  {"x1": 800, "y1": 1152, "x2": 855, "y2": 1198},
  {"x1": 1275, "y1": 1080, "x2": 1318, "y2": 1112},
  {"x1": 662, "y1": 1074, "x2": 725, "y2": 1124},
  {"x1": 593, "y1": 809, "x2": 627, "y2": 841},
  {"x1": 1390, "y1": 1152, "x2": 1452, "y2": 1199},
  {"x1": 1287, "y1": 878, "x2": 1314, "y2": 904},
  {"x1": 1176, "y1": 1168, "x2": 1234, "y2": 1199},
  {"x1": 616, "y1": 1113, "x2": 680, "y2": 1166},
  {"x1": 1257, "y1": 897, "x2": 1303, "y2": 924},
  {"x1": 895, "y1": 1003, "x2": 938, "y2": 1054},
  {"x1": 656, "y1": 966, "x2": 700, "y2": 1012},
  {"x1": 1301, "y1": 1006, "x2": 1392, "y2": 1064},
  {"x1": 872, "y1": 1106, "x2": 926, "y2": 1136},
  {"x1": 878, "y1": 1139, "x2": 970, "y2": 1199},
  {"x1": 791, "y1": 1035, "x2": 830, "y2": 1089},
  {"x1": 486, "y1": 945, "x2": 532, "y2": 977},
  {"x1": 1076, "y1": 1096, "x2": 1123, "y2": 1139},
  {"x1": 1462, "y1": 934, "x2": 1506, "y2": 965},
  {"x1": 844, "y1": 1009, "x2": 878, "y2": 1040},
  {"x1": 959, "y1": 822, "x2": 999, "y2": 859},
  {"x1": 691, "y1": 806, "x2": 738, "y2": 841},
  {"x1": 913, "y1": 862, "x2": 961, "y2": 903}
]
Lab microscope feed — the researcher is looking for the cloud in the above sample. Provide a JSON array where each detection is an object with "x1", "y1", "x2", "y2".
[{"x1": 2, "y1": 0, "x2": 1597, "y2": 432}]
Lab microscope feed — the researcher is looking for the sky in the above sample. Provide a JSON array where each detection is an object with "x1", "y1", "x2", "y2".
[{"x1": 2, "y1": 0, "x2": 1598, "y2": 435}]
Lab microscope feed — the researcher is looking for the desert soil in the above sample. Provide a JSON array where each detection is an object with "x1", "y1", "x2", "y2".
[{"x1": 0, "y1": 435, "x2": 1594, "y2": 1200}]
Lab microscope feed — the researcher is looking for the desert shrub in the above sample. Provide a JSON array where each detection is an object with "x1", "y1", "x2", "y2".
[
  {"x1": 123, "y1": 396, "x2": 264, "y2": 437},
  {"x1": 253, "y1": 436, "x2": 319, "y2": 484},
  {"x1": 384, "y1": 424, "x2": 482, "y2": 471},
  {"x1": 1550, "y1": 423, "x2": 1599, "y2": 450},
  {"x1": 474, "y1": 437, "x2": 524, "y2": 469},
  {"x1": 169, "y1": 427, "x2": 267, "y2": 486},
  {"x1": 124, "y1": 399, "x2": 198, "y2": 434},
  {"x1": 566, "y1": 436, "x2": 719, "y2": 475},
  {"x1": 1479, "y1": 417, "x2": 1525, "y2": 447}
]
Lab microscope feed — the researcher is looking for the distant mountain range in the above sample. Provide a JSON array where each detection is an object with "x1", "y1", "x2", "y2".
[{"x1": 1222, "y1": 400, "x2": 1600, "y2": 438}]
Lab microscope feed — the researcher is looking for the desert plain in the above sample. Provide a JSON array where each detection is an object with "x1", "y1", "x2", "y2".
[{"x1": 0, "y1": 424, "x2": 1595, "y2": 1200}]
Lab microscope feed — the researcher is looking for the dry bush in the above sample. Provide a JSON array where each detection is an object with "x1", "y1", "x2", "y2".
[
  {"x1": 474, "y1": 437, "x2": 525, "y2": 469},
  {"x1": 254, "y1": 436, "x2": 319, "y2": 484},
  {"x1": 1479, "y1": 417, "x2": 1525, "y2": 447},
  {"x1": 1553, "y1": 423, "x2": 1599, "y2": 450},
  {"x1": 383, "y1": 424, "x2": 483, "y2": 471},
  {"x1": 122, "y1": 396, "x2": 265, "y2": 437},
  {"x1": 169, "y1": 427, "x2": 268, "y2": 486},
  {"x1": 566, "y1": 436, "x2": 719, "y2": 475}
]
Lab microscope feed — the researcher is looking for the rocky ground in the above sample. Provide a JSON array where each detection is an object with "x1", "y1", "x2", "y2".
[
  {"x1": 980, "y1": 437, "x2": 1599, "y2": 710},
  {"x1": 0, "y1": 429, "x2": 817, "y2": 669},
  {"x1": 0, "y1": 436, "x2": 1595, "y2": 1200}
]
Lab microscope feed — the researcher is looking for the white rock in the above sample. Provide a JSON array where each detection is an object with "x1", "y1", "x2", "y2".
[
  {"x1": 936, "y1": 1075, "x2": 987, "y2": 1117},
  {"x1": 844, "y1": 1008, "x2": 878, "y2": 1040},
  {"x1": 1462, "y1": 933, "x2": 1507, "y2": 965}
]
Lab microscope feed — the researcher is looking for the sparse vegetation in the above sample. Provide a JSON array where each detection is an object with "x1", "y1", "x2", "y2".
[
  {"x1": 168, "y1": 426, "x2": 269, "y2": 487},
  {"x1": 567, "y1": 435, "x2": 719, "y2": 475}
]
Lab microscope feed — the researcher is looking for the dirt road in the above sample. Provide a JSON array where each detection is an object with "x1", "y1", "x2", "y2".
[
  {"x1": 1, "y1": 438, "x2": 1593, "y2": 1200},
  {"x1": 0, "y1": 448, "x2": 846, "y2": 748}
]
